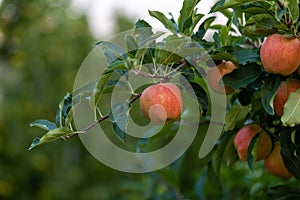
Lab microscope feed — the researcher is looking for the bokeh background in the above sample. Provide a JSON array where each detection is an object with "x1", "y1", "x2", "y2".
[{"x1": 0, "y1": 0, "x2": 295, "y2": 199}]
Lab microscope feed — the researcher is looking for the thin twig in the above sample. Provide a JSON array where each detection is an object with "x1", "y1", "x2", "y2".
[
  {"x1": 132, "y1": 61, "x2": 186, "y2": 82},
  {"x1": 63, "y1": 93, "x2": 142, "y2": 140}
]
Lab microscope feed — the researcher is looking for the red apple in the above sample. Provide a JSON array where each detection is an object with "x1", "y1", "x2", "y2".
[
  {"x1": 273, "y1": 79, "x2": 300, "y2": 116},
  {"x1": 264, "y1": 143, "x2": 292, "y2": 179},
  {"x1": 260, "y1": 34, "x2": 300, "y2": 76},
  {"x1": 139, "y1": 83, "x2": 182, "y2": 124},
  {"x1": 234, "y1": 124, "x2": 272, "y2": 161},
  {"x1": 206, "y1": 60, "x2": 238, "y2": 94}
]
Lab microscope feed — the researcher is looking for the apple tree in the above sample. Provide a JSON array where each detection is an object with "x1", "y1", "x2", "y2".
[{"x1": 29, "y1": 0, "x2": 300, "y2": 198}]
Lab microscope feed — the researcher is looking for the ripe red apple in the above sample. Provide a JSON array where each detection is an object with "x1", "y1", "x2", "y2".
[
  {"x1": 206, "y1": 60, "x2": 238, "y2": 94},
  {"x1": 139, "y1": 83, "x2": 182, "y2": 124},
  {"x1": 234, "y1": 124, "x2": 272, "y2": 161},
  {"x1": 264, "y1": 143, "x2": 292, "y2": 179},
  {"x1": 273, "y1": 79, "x2": 300, "y2": 116},
  {"x1": 260, "y1": 34, "x2": 300, "y2": 76}
]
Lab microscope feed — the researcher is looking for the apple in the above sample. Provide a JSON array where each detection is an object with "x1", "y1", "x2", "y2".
[
  {"x1": 206, "y1": 60, "x2": 238, "y2": 94},
  {"x1": 234, "y1": 124, "x2": 272, "y2": 161},
  {"x1": 264, "y1": 143, "x2": 292, "y2": 179},
  {"x1": 139, "y1": 83, "x2": 182, "y2": 124},
  {"x1": 260, "y1": 34, "x2": 300, "y2": 76},
  {"x1": 273, "y1": 79, "x2": 300, "y2": 116}
]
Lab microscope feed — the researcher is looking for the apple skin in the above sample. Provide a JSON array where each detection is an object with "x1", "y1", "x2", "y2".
[
  {"x1": 264, "y1": 144, "x2": 292, "y2": 179},
  {"x1": 139, "y1": 83, "x2": 182, "y2": 124},
  {"x1": 233, "y1": 124, "x2": 272, "y2": 162},
  {"x1": 260, "y1": 34, "x2": 300, "y2": 76},
  {"x1": 206, "y1": 60, "x2": 238, "y2": 94},
  {"x1": 273, "y1": 79, "x2": 300, "y2": 116}
]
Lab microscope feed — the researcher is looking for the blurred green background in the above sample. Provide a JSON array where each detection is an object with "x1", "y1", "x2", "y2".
[{"x1": 0, "y1": 0, "x2": 298, "y2": 199}]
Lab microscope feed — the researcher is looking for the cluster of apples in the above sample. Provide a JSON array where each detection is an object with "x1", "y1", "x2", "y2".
[
  {"x1": 138, "y1": 34, "x2": 299, "y2": 179},
  {"x1": 234, "y1": 34, "x2": 300, "y2": 179},
  {"x1": 234, "y1": 124, "x2": 292, "y2": 178},
  {"x1": 206, "y1": 34, "x2": 300, "y2": 96},
  {"x1": 261, "y1": 34, "x2": 300, "y2": 117}
]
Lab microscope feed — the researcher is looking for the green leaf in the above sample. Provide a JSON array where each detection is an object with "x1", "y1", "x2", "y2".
[
  {"x1": 287, "y1": 0, "x2": 299, "y2": 23},
  {"x1": 207, "y1": 160, "x2": 222, "y2": 190},
  {"x1": 103, "y1": 79, "x2": 129, "y2": 94},
  {"x1": 185, "y1": 81, "x2": 208, "y2": 115},
  {"x1": 125, "y1": 34, "x2": 138, "y2": 53},
  {"x1": 134, "y1": 20, "x2": 154, "y2": 46},
  {"x1": 149, "y1": 10, "x2": 176, "y2": 31},
  {"x1": 222, "y1": 63, "x2": 262, "y2": 90},
  {"x1": 193, "y1": 16, "x2": 216, "y2": 40},
  {"x1": 243, "y1": 14, "x2": 288, "y2": 36},
  {"x1": 220, "y1": 26, "x2": 231, "y2": 46},
  {"x1": 211, "y1": 52, "x2": 238, "y2": 64},
  {"x1": 224, "y1": 104, "x2": 250, "y2": 131},
  {"x1": 89, "y1": 74, "x2": 111, "y2": 116},
  {"x1": 55, "y1": 92, "x2": 72, "y2": 127},
  {"x1": 30, "y1": 119, "x2": 57, "y2": 131},
  {"x1": 178, "y1": 0, "x2": 200, "y2": 32},
  {"x1": 109, "y1": 103, "x2": 131, "y2": 142},
  {"x1": 212, "y1": 131, "x2": 235, "y2": 177},
  {"x1": 246, "y1": 132, "x2": 261, "y2": 171},
  {"x1": 103, "y1": 60, "x2": 129, "y2": 75},
  {"x1": 261, "y1": 75, "x2": 281, "y2": 115},
  {"x1": 280, "y1": 127, "x2": 300, "y2": 179},
  {"x1": 266, "y1": 185, "x2": 300, "y2": 199},
  {"x1": 231, "y1": 47, "x2": 260, "y2": 65},
  {"x1": 281, "y1": 89, "x2": 300, "y2": 127},
  {"x1": 28, "y1": 127, "x2": 70, "y2": 150},
  {"x1": 214, "y1": 0, "x2": 263, "y2": 11},
  {"x1": 97, "y1": 41, "x2": 127, "y2": 65}
]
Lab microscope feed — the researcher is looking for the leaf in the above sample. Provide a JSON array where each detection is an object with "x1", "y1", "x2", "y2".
[
  {"x1": 280, "y1": 127, "x2": 300, "y2": 179},
  {"x1": 281, "y1": 89, "x2": 300, "y2": 127},
  {"x1": 97, "y1": 41, "x2": 127, "y2": 65},
  {"x1": 109, "y1": 103, "x2": 131, "y2": 142},
  {"x1": 103, "y1": 60, "x2": 129, "y2": 75},
  {"x1": 134, "y1": 20, "x2": 154, "y2": 46},
  {"x1": 214, "y1": 0, "x2": 264, "y2": 11},
  {"x1": 243, "y1": 14, "x2": 288, "y2": 36},
  {"x1": 125, "y1": 34, "x2": 138, "y2": 53},
  {"x1": 178, "y1": 0, "x2": 200, "y2": 32},
  {"x1": 55, "y1": 92, "x2": 72, "y2": 127},
  {"x1": 261, "y1": 75, "x2": 281, "y2": 115},
  {"x1": 149, "y1": 10, "x2": 176, "y2": 31},
  {"x1": 207, "y1": 160, "x2": 222, "y2": 190},
  {"x1": 192, "y1": 16, "x2": 216, "y2": 40},
  {"x1": 287, "y1": 0, "x2": 299, "y2": 23},
  {"x1": 222, "y1": 63, "x2": 262, "y2": 90},
  {"x1": 224, "y1": 104, "x2": 250, "y2": 131},
  {"x1": 30, "y1": 120, "x2": 57, "y2": 131},
  {"x1": 230, "y1": 47, "x2": 260, "y2": 65},
  {"x1": 185, "y1": 81, "x2": 208, "y2": 115},
  {"x1": 28, "y1": 128, "x2": 70, "y2": 150},
  {"x1": 237, "y1": 87, "x2": 258, "y2": 106},
  {"x1": 266, "y1": 185, "x2": 300, "y2": 199},
  {"x1": 212, "y1": 131, "x2": 235, "y2": 177},
  {"x1": 89, "y1": 74, "x2": 111, "y2": 116},
  {"x1": 211, "y1": 52, "x2": 238, "y2": 64},
  {"x1": 246, "y1": 132, "x2": 261, "y2": 171}
]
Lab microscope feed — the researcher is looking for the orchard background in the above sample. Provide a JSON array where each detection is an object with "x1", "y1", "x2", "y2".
[{"x1": 1, "y1": 0, "x2": 300, "y2": 199}]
